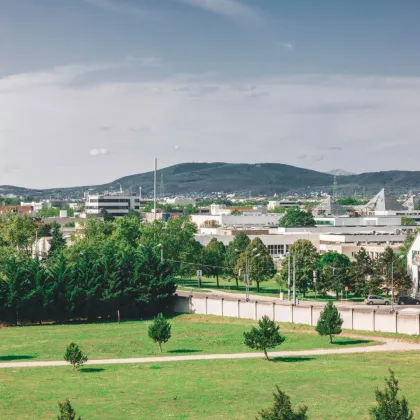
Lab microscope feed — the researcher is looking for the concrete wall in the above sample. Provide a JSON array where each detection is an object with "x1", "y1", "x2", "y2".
[{"x1": 173, "y1": 295, "x2": 420, "y2": 336}]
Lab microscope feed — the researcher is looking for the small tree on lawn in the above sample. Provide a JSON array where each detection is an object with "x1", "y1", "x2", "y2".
[
  {"x1": 258, "y1": 386, "x2": 308, "y2": 420},
  {"x1": 370, "y1": 370, "x2": 413, "y2": 420},
  {"x1": 243, "y1": 315, "x2": 285, "y2": 361},
  {"x1": 57, "y1": 398, "x2": 81, "y2": 420},
  {"x1": 64, "y1": 342, "x2": 88, "y2": 370},
  {"x1": 148, "y1": 313, "x2": 172, "y2": 353},
  {"x1": 315, "y1": 302, "x2": 343, "y2": 344}
]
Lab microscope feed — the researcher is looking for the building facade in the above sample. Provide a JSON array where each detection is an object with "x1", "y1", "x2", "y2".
[{"x1": 84, "y1": 193, "x2": 142, "y2": 217}]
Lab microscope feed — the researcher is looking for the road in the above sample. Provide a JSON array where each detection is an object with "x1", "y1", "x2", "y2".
[
  {"x1": 1, "y1": 337, "x2": 420, "y2": 369},
  {"x1": 177, "y1": 289, "x2": 420, "y2": 313}
]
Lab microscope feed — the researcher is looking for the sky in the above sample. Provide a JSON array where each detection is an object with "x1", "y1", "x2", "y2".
[{"x1": 1, "y1": 0, "x2": 420, "y2": 188}]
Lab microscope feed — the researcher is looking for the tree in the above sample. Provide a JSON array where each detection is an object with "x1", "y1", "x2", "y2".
[
  {"x1": 203, "y1": 237, "x2": 226, "y2": 288},
  {"x1": 377, "y1": 248, "x2": 412, "y2": 295},
  {"x1": 243, "y1": 315, "x2": 285, "y2": 360},
  {"x1": 279, "y1": 240, "x2": 319, "y2": 297},
  {"x1": 278, "y1": 209, "x2": 315, "y2": 227},
  {"x1": 230, "y1": 209, "x2": 242, "y2": 215},
  {"x1": 370, "y1": 370, "x2": 413, "y2": 420},
  {"x1": 100, "y1": 208, "x2": 114, "y2": 221},
  {"x1": 349, "y1": 248, "x2": 378, "y2": 297},
  {"x1": 318, "y1": 252, "x2": 350, "y2": 299},
  {"x1": 148, "y1": 313, "x2": 172, "y2": 353},
  {"x1": 49, "y1": 222, "x2": 66, "y2": 258},
  {"x1": 57, "y1": 398, "x2": 81, "y2": 420},
  {"x1": 224, "y1": 232, "x2": 250, "y2": 288},
  {"x1": 235, "y1": 238, "x2": 276, "y2": 292},
  {"x1": 315, "y1": 302, "x2": 343, "y2": 344},
  {"x1": 269, "y1": 206, "x2": 289, "y2": 214},
  {"x1": 258, "y1": 386, "x2": 308, "y2": 420},
  {"x1": 401, "y1": 216, "x2": 417, "y2": 226},
  {"x1": 0, "y1": 213, "x2": 37, "y2": 254},
  {"x1": 64, "y1": 342, "x2": 88, "y2": 370}
]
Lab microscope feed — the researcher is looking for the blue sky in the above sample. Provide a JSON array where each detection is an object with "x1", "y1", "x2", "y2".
[{"x1": 1, "y1": 0, "x2": 420, "y2": 188}]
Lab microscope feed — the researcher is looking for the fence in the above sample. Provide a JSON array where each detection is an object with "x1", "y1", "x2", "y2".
[{"x1": 173, "y1": 295, "x2": 420, "y2": 336}]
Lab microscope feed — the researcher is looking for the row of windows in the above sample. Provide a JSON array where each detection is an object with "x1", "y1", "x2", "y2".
[{"x1": 267, "y1": 244, "x2": 289, "y2": 256}]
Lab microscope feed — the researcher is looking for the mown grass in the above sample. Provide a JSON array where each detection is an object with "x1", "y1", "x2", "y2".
[
  {"x1": 0, "y1": 314, "x2": 377, "y2": 362},
  {"x1": 176, "y1": 276, "x2": 364, "y2": 302},
  {"x1": 1, "y1": 352, "x2": 420, "y2": 419}
]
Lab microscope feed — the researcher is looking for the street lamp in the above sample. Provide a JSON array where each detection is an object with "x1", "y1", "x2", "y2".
[
  {"x1": 236, "y1": 247, "x2": 259, "y2": 302},
  {"x1": 390, "y1": 255, "x2": 404, "y2": 312}
]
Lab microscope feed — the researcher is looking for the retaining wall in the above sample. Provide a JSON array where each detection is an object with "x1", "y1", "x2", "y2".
[{"x1": 173, "y1": 295, "x2": 420, "y2": 336}]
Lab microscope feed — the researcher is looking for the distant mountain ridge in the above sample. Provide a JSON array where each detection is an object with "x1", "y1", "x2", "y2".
[
  {"x1": 328, "y1": 169, "x2": 356, "y2": 176},
  {"x1": 1, "y1": 162, "x2": 420, "y2": 198}
]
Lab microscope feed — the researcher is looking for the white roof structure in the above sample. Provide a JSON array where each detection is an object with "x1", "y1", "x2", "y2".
[
  {"x1": 364, "y1": 188, "x2": 403, "y2": 212},
  {"x1": 313, "y1": 196, "x2": 347, "y2": 216},
  {"x1": 403, "y1": 196, "x2": 419, "y2": 212}
]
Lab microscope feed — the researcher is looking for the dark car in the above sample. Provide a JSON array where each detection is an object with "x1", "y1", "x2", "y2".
[{"x1": 397, "y1": 296, "x2": 420, "y2": 305}]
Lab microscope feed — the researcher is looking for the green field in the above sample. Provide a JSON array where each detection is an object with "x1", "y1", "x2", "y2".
[
  {"x1": 176, "y1": 277, "x2": 365, "y2": 302},
  {"x1": 0, "y1": 315, "x2": 376, "y2": 362},
  {"x1": 1, "y1": 352, "x2": 420, "y2": 419}
]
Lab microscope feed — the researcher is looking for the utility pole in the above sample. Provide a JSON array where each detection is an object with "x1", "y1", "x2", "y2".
[
  {"x1": 154, "y1": 158, "x2": 157, "y2": 220},
  {"x1": 287, "y1": 254, "x2": 291, "y2": 301},
  {"x1": 293, "y1": 255, "x2": 296, "y2": 305},
  {"x1": 245, "y1": 254, "x2": 249, "y2": 302}
]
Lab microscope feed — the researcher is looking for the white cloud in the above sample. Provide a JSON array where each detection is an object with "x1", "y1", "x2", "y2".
[
  {"x1": 1, "y1": 64, "x2": 420, "y2": 188},
  {"x1": 278, "y1": 41, "x2": 294, "y2": 52},
  {"x1": 175, "y1": 0, "x2": 262, "y2": 23},
  {"x1": 89, "y1": 148, "x2": 110, "y2": 156}
]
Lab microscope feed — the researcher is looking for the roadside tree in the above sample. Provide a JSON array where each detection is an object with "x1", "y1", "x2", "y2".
[
  {"x1": 318, "y1": 252, "x2": 350, "y2": 299},
  {"x1": 235, "y1": 238, "x2": 276, "y2": 292},
  {"x1": 224, "y1": 232, "x2": 250, "y2": 288}
]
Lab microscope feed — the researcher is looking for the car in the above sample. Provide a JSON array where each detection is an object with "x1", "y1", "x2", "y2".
[
  {"x1": 397, "y1": 296, "x2": 420, "y2": 305},
  {"x1": 364, "y1": 295, "x2": 390, "y2": 305}
]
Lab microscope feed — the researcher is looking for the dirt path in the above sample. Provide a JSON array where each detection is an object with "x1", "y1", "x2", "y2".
[{"x1": 1, "y1": 338, "x2": 420, "y2": 369}]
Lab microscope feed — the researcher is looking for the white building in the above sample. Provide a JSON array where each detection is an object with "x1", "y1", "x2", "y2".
[
  {"x1": 85, "y1": 193, "x2": 141, "y2": 217},
  {"x1": 21, "y1": 201, "x2": 51, "y2": 213},
  {"x1": 314, "y1": 215, "x2": 402, "y2": 227},
  {"x1": 407, "y1": 234, "x2": 420, "y2": 298},
  {"x1": 165, "y1": 197, "x2": 196, "y2": 206},
  {"x1": 191, "y1": 214, "x2": 280, "y2": 229},
  {"x1": 268, "y1": 200, "x2": 299, "y2": 210}
]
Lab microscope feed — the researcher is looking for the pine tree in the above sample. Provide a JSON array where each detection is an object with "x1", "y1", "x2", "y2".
[
  {"x1": 64, "y1": 342, "x2": 88, "y2": 370},
  {"x1": 148, "y1": 313, "x2": 172, "y2": 353},
  {"x1": 370, "y1": 370, "x2": 413, "y2": 420},
  {"x1": 243, "y1": 315, "x2": 285, "y2": 360},
  {"x1": 315, "y1": 302, "x2": 343, "y2": 344},
  {"x1": 49, "y1": 222, "x2": 66, "y2": 258},
  {"x1": 57, "y1": 398, "x2": 81, "y2": 420},
  {"x1": 258, "y1": 386, "x2": 308, "y2": 420}
]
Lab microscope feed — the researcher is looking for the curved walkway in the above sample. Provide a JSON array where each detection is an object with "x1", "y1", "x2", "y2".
[{"x1": 2, "y1": 338, "x2": 420, "y2": 369}]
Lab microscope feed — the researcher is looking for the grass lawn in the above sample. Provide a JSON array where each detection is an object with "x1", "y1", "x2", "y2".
[
  {"x1": 0, "y1": 315, "x2": 377, "y2": 362},
  {"x1": 1, "y1": 352, "x2": 420, "y2": 419},
  {"x1": 176, "y1": 277, "x2": 365, "y2": 302}
]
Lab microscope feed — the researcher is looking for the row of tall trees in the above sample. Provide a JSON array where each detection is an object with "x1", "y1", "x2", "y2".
[
  {"x1": 202, "y1": 233, "x2": 276, "y2": 292},
  {"x1": 278, "y1": 239, "x2": 413, "y2": 297}
]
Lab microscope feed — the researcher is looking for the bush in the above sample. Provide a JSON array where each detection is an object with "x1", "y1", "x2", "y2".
[
  {"x1": 57, "y1": 398, "x2": 81, "y2": 420},
  {"x1": 243, "y1": 315, "x2": 285, "y2": 360},
  {"x1": 258, "y1": 386, "x2": 308, "y2": 420},
  {"x1": 370, "y1": 370, "x2": 413, "y2": 420},
  {"x1": 64, "y1": 342, "x2": 88, "y2": 370}
]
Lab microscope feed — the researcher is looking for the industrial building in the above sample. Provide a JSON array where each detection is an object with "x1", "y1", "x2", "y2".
[{"x1": 84, "y1": 193, "x2": 151, "y2": 217}]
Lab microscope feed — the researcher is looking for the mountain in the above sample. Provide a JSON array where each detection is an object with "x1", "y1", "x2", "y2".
[
  {"x1": 328, "y1": 169, "x2": 355, "y2": 176},
  {"x1": 2, "y1": 163, "x2": 420, "y2": 198}
]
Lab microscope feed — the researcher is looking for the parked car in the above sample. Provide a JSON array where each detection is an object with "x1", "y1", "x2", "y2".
[
  {"x1": 365, "y1": 295, "x2": 390, "y2": 305},
  {"x1": 397, "y1": 296, "x2": 420, "y2": 305}
]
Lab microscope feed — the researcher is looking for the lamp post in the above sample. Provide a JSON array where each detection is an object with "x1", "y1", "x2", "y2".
[
  {"x1": 390, "y1": 255, "x2": 404, "y2": 312},
  {"x1": 236, "y1": 247, "x2": 259, "y2": 302}
]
